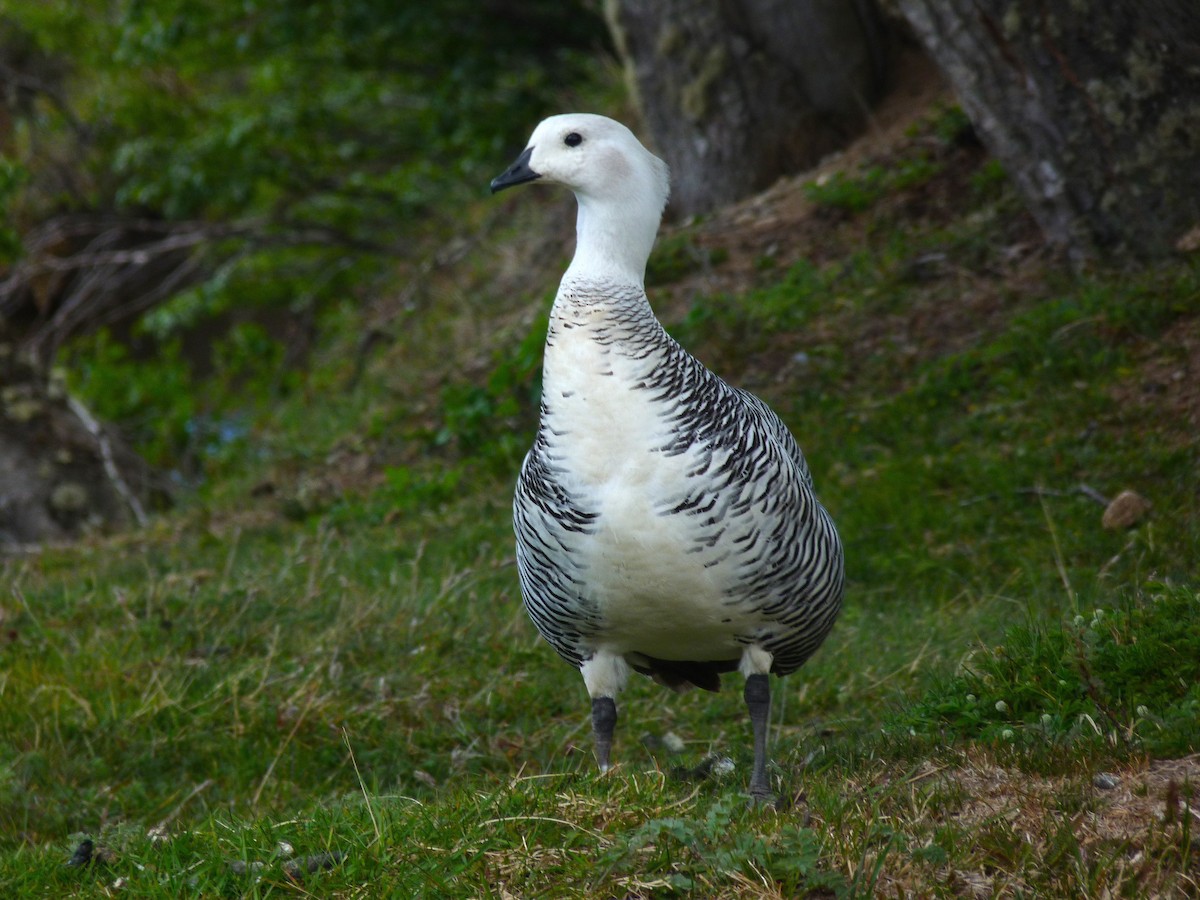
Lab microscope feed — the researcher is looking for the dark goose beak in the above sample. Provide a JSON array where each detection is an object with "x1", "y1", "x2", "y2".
[{"x1": 490, "y1": 146, "x2": 541, "y2": 193}]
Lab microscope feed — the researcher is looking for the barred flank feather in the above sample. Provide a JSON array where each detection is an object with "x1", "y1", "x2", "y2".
[{"x1": 513, "y1": 275, "x2": 843, "y2": 684}]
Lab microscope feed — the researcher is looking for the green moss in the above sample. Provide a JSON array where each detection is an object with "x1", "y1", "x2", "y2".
[{"x1": 681, "y1": 44, "x2": 728, "y2": 122}]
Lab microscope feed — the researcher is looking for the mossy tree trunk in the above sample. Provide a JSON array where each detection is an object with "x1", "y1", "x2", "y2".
[
  {"x1": 604, "y1": 0, "x2": 888, "y2": 217},
  {"x1": 898, "y1": 0, "x2": 1200, "y2": 261},
  {"x1": 0, "y1": 338, "x2": 154, "y2": 548}
]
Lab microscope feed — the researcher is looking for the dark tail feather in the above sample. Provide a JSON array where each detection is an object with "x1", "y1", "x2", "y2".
[{"x1": 632, "y1": 656, "x2": 739, "y2": 693}]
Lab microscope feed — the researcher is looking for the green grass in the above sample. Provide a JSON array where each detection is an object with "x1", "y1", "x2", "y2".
[
  {"x1": 803, "y1": 155, "x2": 941, "y2": 213},
  {"x1": 3, "y1": 113, "x2": 1199, "y2": 896},
  {"x1": 894, "y1": 581, "x2": 1200, "y2": 760}
]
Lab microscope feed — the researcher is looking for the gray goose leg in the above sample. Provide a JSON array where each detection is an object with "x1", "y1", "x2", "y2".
[
  {"x1": 592, "y1": 696, "x2": 617, "y2": 772},
  {"x1": 745, "y1": 673, "x2": 774, "y2": 802}
]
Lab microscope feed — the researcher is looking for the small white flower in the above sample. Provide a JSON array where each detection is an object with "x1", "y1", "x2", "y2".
[
  {"x1": 1136, "y1": 705, "x2": 1150, "y2": 718},
  {"x1": 1001, "y1": 729, "x2": 1014, "y2": 740},
  {"x1": 1073, "y1": 615, "x2": 1085, "y2": 627},
  {"x1": 1041, "y1": 713, "x2": 1053, "y2": 727},
  {"x1": 966, "y1": 693, "x2": 976, "y2": 703},
  {"x1": 995, "y1": 700, "x2": 1009, "y2": 714}
]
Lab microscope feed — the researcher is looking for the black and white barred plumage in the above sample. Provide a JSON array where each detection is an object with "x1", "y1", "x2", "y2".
[{"x1": 492, "y1": 114, "x2": 844, "y2": 800}]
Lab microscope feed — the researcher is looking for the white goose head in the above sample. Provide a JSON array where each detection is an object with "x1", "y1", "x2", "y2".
[{"x1": 491, "y1": 113, "x2": 670, "y2": 286}]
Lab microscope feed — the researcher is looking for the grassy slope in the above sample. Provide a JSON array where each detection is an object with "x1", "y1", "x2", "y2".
[{"x1": 1, "y1": 92, "x2": 1198, "y2": 896}]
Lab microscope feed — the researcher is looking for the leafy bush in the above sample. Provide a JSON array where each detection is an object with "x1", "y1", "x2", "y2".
[
  {"x1": 15, "y1": 1, "x2": 607, "y2": 226},
  {"x1": 65, "y1": 323, "x2": 288, "y2": 473},
  {"x1": 65, "y1": 330, "x2": 197, "y2": 468},
  {"x1": 7, "y1": 0, "x2": 609, "y2": 455}
]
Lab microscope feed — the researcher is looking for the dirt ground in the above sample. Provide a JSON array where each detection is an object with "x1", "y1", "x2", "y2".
[{"x1": 887, "y1": 753, "x2": 1200, "y2": 896}]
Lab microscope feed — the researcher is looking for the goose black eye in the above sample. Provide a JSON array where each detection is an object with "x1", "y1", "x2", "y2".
[{"x1": 564, "y1": 132, "x2": 583, "y2": 147}]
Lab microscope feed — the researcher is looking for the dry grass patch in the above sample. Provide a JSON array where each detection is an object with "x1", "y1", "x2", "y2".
[{"x1": 821, "y1": 752, "x2": 1200, "y2": 898}]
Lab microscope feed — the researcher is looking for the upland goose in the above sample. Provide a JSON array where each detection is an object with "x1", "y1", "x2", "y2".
[{"x1": 491, "y1": 114, "x2": 844, "y2": 800}]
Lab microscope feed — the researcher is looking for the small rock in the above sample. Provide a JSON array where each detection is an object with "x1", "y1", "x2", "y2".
[
  {"x1": 708, "y1": 756, "x2": 736, "y2": 777},
  {"x1": 661, "y1": 732, "x2": 686, "y2": 754},
  {"x1": 671, "y1": 754, "x2": 736, "y2": 783},
  {"x1": 639, "y1": 732, "x2": 666, "y2": 751},
  {"x1": 227, "y1": 859, "x2": 265, "y2": 876},
  {"x1": 1101, "y1": 490, "x2": 1152, "y2": 529},
  {"x1": 1093, "y1": 772, "x2": 1120, "y2": 790},
  {"x1": 1175, "y1": 224, "x2": 1200, "y2": 254},
  {"x1": 93, "y1": 845, "x2": 119, "y2": 865},
  {"x1": 283, "y1": 851, "x2": 345, "y2": 882},
  {"x1": 65, "y1": 839, "x2": 93, "y2": 867}
]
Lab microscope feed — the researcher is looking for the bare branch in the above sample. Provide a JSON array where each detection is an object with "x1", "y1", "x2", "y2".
[{"x1": 64, "y1": 393, "x2": 148, "y2": 527}]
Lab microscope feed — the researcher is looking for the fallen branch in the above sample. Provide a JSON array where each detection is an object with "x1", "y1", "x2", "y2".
[{"x1": 65, "y1": 393, "x2": 147, "y2": 527}]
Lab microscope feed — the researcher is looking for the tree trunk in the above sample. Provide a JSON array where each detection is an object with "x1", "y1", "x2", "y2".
[
  {"x1": 898, "y1": 0, "x2": 1200, "y2": 261},
  {"x1": 604, "y1": 0, "x2": 889, "y2": 217},
  {"x1": 0, "y1": 339, "x2": 156, "y2": 549}
]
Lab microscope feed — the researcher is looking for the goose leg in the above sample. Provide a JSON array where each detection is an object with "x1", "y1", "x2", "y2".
[
  {"x1": 581, "y1": 652, "x2": 629, "y2": 773},
  {"x1": 744, "y1": 673, "x2": 773, "y2": 802},
  {"x1": 592, "y1": 696, "x2": 617, "y2": 772}
]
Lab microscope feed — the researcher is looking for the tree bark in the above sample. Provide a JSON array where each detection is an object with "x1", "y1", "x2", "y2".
[
  {"x1": 898, "y1": 0, "x2": 1200, "y2": 261},
  {"x1": 604, "y1": 0, "x2": 889, "y2": 217},
  {"x1": 0, "y1": 338, "x2": 156, "y2": 549}
]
